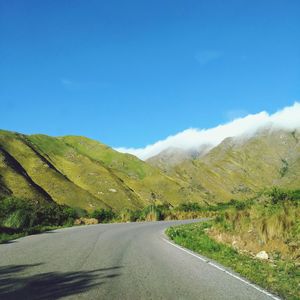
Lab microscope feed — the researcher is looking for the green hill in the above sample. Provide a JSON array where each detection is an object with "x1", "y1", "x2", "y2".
[
  {"x1": 2, "y1": 128, "x2": 299, "y2": 212},
  {"x1": 148, "y1": 128, "x2": 300, "y2": 202},
  {"x1": 0, "y1": 130, "x2": 206, "y2": 211}
]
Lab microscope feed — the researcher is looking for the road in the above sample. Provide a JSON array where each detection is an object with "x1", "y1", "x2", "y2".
[{"x1": 0, "y1": 220, "x2": 278, "y2": 300}]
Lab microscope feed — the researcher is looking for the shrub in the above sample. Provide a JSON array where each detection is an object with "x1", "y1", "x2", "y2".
[
  {"x1": 175, "y1": 202, "x2": 202, "y2": 212},
  {"x1": 0, "y1": 196, "x2": 81, "y2": 232},
  {"x1": 267, "y1": 187, "x2": 290, "y2": 204},
  {"x1": 90, "y1": 208, "x2": 116, "y2": 223}
]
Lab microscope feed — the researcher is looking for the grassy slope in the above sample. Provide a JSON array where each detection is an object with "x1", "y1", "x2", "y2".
[
  {"x1": 0, "y1": 149, "x2": 44, "y2": 202},
  {"x1": 0, "y1": 130, "x2": 207, "y2": 211},
  {"x1": 60, "y1": 136, "x2": 208, "y2": 206},
  {"x1": 210, "y1": 194, "x2": 300, "y2": 260},
  {"x1": 0, "y1": 131, "x2": 107, "y2": 210},
  {"x1": 2, "y1": 128, "x2": 300, "y2": 211},
  {"x1": 28, "y1": 134, "x2": 142, "y2": 210},
  {"x1": 0, "y1": 130, "x2": 50, "y2": 203},
  {"x1": 155, "y1": 129, "x2": 300, "y2": 202}
]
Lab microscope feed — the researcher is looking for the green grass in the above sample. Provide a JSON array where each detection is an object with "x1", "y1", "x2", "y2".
[
  {"x1": 0, "y1": 195, "x2": 212, "y2": 243},
  {"x1": 61, "y1": 136, "x2": 150, "y2": 179},
  {"x1": 0, "y1": 196, "x2": 82, "y2": 244},
  {"x1": 0, "y1": 130, "x2": 209, "y2": 211},
  {"x1": 154, "y1": 129, "x2": 300, "y2": 203},
  {"x1": 166, "y1": 221, "x2": 300, "y2": 300}
]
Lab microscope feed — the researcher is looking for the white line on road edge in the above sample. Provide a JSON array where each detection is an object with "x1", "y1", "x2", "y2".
[{"x1": 162, "y1": 237, "x2": 281, "y2": 300}]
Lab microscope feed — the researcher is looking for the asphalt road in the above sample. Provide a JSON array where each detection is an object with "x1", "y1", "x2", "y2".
[{"x1": 0, "y1": 220, "x2": 278, "y2": 300}]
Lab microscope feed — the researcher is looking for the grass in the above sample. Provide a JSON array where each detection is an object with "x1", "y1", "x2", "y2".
[
  {"x1": 211, "y1": 189, "x2": 300, "y2": 262},
  {"x1": 166, "y1": 221, "x2": 300, "y2": 300},
  {"x1": 0, "y1": 196, "x2": 82, "y2": 244},
  {"x1": 159, "y1": 129, "x2": 300, "y2": 203},
  {"x1": 0, "y1": 195, "x2": 225, "y2": 243},
  {"x1": 0, "y1": 130, "x2": 208, "y2": 211},
  {"x1": 61, "y1": 135, "x2": 150, "y2": 180},
  {"x1": 1, "y1": 191, "x2": 299, "y2": 299}
]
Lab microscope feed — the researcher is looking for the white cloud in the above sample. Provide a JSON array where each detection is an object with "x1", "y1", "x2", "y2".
[{"x1": 116, "y1": 102, "x2": 300, "y2": 160}]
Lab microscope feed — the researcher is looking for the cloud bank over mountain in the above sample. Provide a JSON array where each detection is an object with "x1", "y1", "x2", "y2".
[{"x1": 116, "y1": 102, "x2": 300, "y2": 160}]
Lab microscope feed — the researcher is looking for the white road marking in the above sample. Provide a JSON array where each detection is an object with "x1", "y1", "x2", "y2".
[{"x1": 162, "y1": 237, "x2": 281, "y2": 300}]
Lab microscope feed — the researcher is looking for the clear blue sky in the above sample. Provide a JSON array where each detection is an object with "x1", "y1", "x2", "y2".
[{"x1": 1, "y1": 0, "x2": 299, "y2": 147}]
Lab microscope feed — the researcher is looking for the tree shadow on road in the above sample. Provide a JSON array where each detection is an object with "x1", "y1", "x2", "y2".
[{"x1": 0, "y1": 264, "x2": 123, "y2": 299}]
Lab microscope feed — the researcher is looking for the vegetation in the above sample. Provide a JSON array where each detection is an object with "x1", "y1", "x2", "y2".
[
  {"x1": 112, "y1": 199, "x2": 254, "y2": 222},
  {"x1": 0, "y1": 130, "x2": 207, "y2": 212},
  {"x1": 266, "y1": 187, "x2": 300, "y2": 204},
  {"x1": 210, "y1": 188, "x2": 300, "y2": 260},
  {"x1": 0, "y1": 196, "x2": 82, "y2": 243},
  {"x1": 166, "y1": 222, "x2": 299, "y2": 300},
  {"x1": 166, "y1": 188, "x2": 300, "y2": 300},
  {"x1": 1, "y1": 128, "x2": 299, "y2": 298},
  {"x1": 0, "y1": 194, "x2": 249, "y2": 242},
  {"x1": 149, "y1": 129, "x2": 300, "y2": 202},
  {"x1": 1, "y1": 183, "x2": 299, "y2": 299},
  {"x1": 90, "y1": 208, "x2": 116, "y2": 223},
  {"x1": 2, "y1": 128, "x2": 300, "y2": 213}
]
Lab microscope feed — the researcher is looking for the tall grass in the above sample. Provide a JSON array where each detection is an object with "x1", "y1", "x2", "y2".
[{"x1": 212, "y1": 188, "x2": 300, "y2": 260}]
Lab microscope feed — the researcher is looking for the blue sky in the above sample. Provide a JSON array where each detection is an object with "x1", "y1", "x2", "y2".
[{"x1": 1, "y1": 0, "x2": 299, "y2": 148}]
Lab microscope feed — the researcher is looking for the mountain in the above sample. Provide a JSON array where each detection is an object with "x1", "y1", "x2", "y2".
[
  {"x1": 2, "y1": 127, "x2": 299, "y2": 212},
  {"x1": 147, "y1": 145, "x2": 212, "y2": 170},
  {"x1": 0, "y1": 130, "x2": 207, "y2": 211},
  {"x1": 147, "y1": 128, "x2": 300, "y2": 202}
]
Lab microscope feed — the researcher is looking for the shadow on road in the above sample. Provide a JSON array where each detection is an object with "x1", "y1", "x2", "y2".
[{"x1": 0, "y1": 264, "x2": 123, "y2": 299}]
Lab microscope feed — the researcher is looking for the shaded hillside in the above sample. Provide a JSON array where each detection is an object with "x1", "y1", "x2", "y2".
[
  {"x1": 148, "y1": 128, "x2": 300, "y2": 202},
  {"x1": 0, "y1": 130, "x2": 206, "y2": 211}
]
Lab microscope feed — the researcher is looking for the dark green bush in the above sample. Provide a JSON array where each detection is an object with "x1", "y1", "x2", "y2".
[
  {"x1": 267, "y1": 187, "x2": 291, "y2": 204},
  {"x1": 288, "y1": 189, "x2": 300, "y2": 201},
  {"x1": 90, "y1": 208, "x2": 116, "y2": 223},
  {"x1": 175, "y1": 202, "x2": 202, "y2": 212},
  {"x1": 0, "y1": 196, "x2": 81, "y2": 232}
]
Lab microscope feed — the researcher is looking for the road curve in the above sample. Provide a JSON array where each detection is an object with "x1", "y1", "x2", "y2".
[{"x1": 0, "y1": 220, "x2": 276, "y2": 300}]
